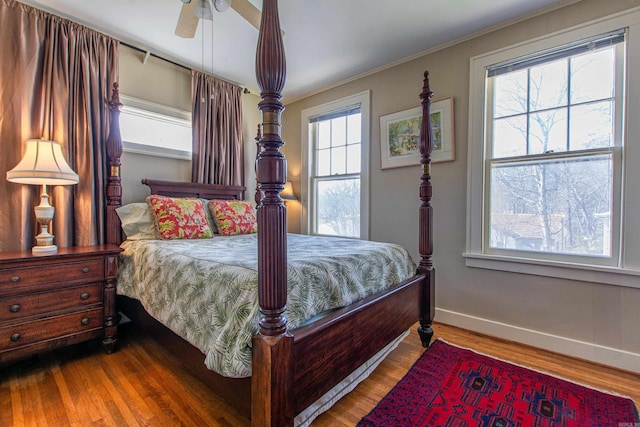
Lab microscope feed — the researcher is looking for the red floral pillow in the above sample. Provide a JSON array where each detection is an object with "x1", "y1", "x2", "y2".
[
  {"x1": 146, "y1": 195, "x2": 213, "y2": 239},
  {"x1": 208, "y1": 200, "x2": 257, "y2": 236}
]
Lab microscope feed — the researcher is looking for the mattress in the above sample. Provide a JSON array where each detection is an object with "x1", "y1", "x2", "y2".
[{"x1": 117, "y1": 233, "x2": 416, "y2": 377}]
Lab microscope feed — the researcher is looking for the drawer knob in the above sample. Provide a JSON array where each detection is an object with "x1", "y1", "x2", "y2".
[
  {"x1": 10, "y1": 333, "x2": 21, "y2": 342},
  {"x1": 80, "y1": 292, "x2": 90, "y2": 300},
  {"x1": 9, "y1": 304, "x2": 21, "y2": 313},
  {"x1": 81, "y1": 317, "x2": 90, "y2": 326},
  {"x1": 82, "y1": 267, "x2": 90, "y2": 273},
  {"x1": 10, "y1": 276, "x2": 20, "y2": 283}
]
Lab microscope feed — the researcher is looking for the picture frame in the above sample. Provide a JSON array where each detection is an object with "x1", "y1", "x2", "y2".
[{"x1": 379, "y1": 97, "x2": 454, "y2": 169}]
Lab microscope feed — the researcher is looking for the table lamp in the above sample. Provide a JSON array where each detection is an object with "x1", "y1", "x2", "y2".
[
  {"x1": 6, "y1": 139, "x2": 79, "y2": 254},
  {"x1": 280, "y1": 182, "x2": 297, "y2": 205}
]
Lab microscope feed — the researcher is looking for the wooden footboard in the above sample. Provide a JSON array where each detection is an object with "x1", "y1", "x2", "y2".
[
  {"x1": 291, "y1": 273, "x2": 428, "y2": 414},
  {"x1": 252, "y1": 275, "x2": 433, "y2": 425}
]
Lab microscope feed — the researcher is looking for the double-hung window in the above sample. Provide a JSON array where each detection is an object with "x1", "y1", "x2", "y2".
[
  {"x1": 301, "y1": 92, "x2": 370, "y2": 239},
  {"x1": 487, "y1": 31, "x2": 624, "y2": 260},
  {"x1": 466, "y1": 10, "x2": 640, "y2": 287}
]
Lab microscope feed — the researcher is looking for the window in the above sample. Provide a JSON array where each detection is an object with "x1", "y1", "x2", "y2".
[
  {"x1": 119, "y1": 95, "x2": 192, "y2": 160},
  {"x1": 487, "y1": 31, "x2": 624, "y2": 260},
  {"x1": 301, "y1": 92, "x2": 370, "y2": 239},
  {"x1": 310, "y1": 107, "x2": 361, "y2": 237},
  {"x1": 466, "y1": 10, "x2": 640, "y2": 288}
]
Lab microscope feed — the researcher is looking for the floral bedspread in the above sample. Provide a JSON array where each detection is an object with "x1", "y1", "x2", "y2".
[{"x1": 117, "y1": 233, "x2": 416, "y2": 378}]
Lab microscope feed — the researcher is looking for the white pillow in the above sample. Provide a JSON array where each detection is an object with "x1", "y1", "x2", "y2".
[{"x1": 115, "y1": 203, "x2": 157, "y2": 240}]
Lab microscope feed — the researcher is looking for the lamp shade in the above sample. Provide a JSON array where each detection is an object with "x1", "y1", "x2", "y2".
[
  {"x1": 281, "y1": 182, "x2": 297, "y2": 201},
  {"x1": 6, "y1": 139, "x2": 79, "y2": 185}
]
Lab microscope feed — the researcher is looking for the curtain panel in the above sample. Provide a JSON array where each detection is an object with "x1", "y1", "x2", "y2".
[
  {"x1": 0, "y1": 0, "x2": 118, "y2": 251},
  {"x1": 191, "y1": 70, "x2": 244, "y2": 186}
]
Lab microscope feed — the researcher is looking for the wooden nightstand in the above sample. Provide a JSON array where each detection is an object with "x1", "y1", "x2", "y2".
[{"x1": 0, "y1": 245, "x2": 122, "y2": 364}]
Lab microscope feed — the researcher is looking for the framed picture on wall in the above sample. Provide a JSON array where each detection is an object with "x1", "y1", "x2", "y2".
[{"x1": 379, "y1": 97, "x2": 455, "y2": 169}]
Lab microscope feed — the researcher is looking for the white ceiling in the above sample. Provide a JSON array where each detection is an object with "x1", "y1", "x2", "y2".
[{"x1": 19, "y1": 0, "x2": 576, "y2": 102}]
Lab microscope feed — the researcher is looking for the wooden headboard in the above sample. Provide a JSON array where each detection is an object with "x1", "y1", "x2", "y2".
[{"x1": 141, "y1": 179, "x2": 245, "y2": 200}]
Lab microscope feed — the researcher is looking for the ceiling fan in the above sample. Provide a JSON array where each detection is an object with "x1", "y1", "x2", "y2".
[{"x1": 175, "y1": 0, "x2": 262, "y2": 38}]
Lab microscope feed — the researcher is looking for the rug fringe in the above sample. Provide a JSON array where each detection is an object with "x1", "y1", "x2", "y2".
[{"x1": 434, "y1": 338, "x2": 638, "y2": 402}]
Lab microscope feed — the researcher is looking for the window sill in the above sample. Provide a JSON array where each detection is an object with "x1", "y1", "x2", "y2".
[
  {"x1": 463, "y1": 252, "x2": 640, "y2": 289},
  {"x1": 123, "y1": 141, "x2": 191, "y2": 161}
]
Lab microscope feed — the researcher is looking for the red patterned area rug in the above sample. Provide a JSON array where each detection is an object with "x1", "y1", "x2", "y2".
[{"x1": 358, "y1": 339, "x2": 639, "y2": 427}]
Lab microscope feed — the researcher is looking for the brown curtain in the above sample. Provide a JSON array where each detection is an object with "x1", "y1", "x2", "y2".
[
  {"x1": 0, "y1": 0, "x2": 118, "y2": 251},
  {"x1": 191, "y1": 70, "x2": 244, "y2": 186}
]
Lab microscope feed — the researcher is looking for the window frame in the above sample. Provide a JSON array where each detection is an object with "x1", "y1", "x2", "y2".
[
  {"x1": 301, "y1": 91, "x2": 371, "y2": 239},
  {"x1": 465, "y1": 8, "x2": 640, "y2": 289}
]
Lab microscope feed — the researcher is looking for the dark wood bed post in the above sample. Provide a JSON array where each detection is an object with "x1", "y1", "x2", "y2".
[
  {"x1": 106, "y1": 82, "x2": 123, "y2": 247},
  {"x1": 254, "y1": 124, "x2": 262, "y2": 206},
  {"x1": 417, "y1": 71, "x2": 436, "y2": 347},
  {"x1": 103, "y1": 82, "x2": 123, "y2": 353},
  {"x1": 252, "y1": 0, "x2": 294, "y2": 426}
]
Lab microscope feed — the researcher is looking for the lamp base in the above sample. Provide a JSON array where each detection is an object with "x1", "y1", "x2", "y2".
[
  {"x1": 32, "y1": 244, "x2": 58, "y2": 255},
  {"x1": 32, "y1": 185, "x2": 57, "y2": 255}
]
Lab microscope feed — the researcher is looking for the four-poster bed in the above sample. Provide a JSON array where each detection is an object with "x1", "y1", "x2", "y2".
[{"x1": 104, "y1": 0, "x2": 435, "y2": 425}]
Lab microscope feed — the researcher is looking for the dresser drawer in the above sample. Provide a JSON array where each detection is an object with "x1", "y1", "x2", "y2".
[
  {"x1": 0, "y1": 259, "x2": 104, "y2": 290},
  {"x1": 0, "y1": 308, "x2": 103, "y2": 351},
  {"x1": 0, "y1": 283, "x2": 103, "y2": 323}
]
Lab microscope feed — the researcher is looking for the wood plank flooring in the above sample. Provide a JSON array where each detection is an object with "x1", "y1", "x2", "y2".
[{"x1": 1, "y1": 321, "x2": 638, "y2": 426}]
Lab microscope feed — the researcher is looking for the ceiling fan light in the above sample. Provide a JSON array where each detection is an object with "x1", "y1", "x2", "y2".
[
  {"x1": 194, "y1": 0, "x2": 213, "y2": 20},
  {"x1": 213, "y1": 0, "x2": 231, "y2": 12}
]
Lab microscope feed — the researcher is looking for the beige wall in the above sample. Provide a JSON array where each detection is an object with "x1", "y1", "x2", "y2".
[
  {"x1": 282, "y1": 0, "x2": 640, "y2": 371},
  {"x1": 118, "y1": 46, "x2": 261, "y2": 204}
]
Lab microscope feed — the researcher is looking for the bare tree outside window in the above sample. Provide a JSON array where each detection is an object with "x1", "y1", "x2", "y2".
[{"x1": 317, "y1": 178, "x2": 360, "y2": 237}]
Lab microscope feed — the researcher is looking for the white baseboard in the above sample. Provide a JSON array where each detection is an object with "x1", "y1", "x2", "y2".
[{"x1": 435, "y1": 308, "x2": 640, "y2": 374}]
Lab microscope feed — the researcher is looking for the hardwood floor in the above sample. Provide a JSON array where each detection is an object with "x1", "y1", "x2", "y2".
[{"x1": 1, "y1": 321, "x2": 638, "y2": 426}]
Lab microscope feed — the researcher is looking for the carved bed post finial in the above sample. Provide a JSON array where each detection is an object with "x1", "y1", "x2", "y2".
[
  {"x1": 417, "y1": 71, "x2": 435, "y2": 347},
  {"x1": 106, "y1": 82, "x2": 123, "y2": 246},
  {"x1": 255, "y1": 0, "x2": 288, "y2": 337}
]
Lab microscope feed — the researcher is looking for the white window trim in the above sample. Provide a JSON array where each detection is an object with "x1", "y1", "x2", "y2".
[
  {"x1": 465, "y1": 7, "x2": 640, "y2": 289},
  {"x1": 120, "y1": 95, "x2": 192, "y2": 160},
  {"x1": 300, "y1": 91, "x2": 371, "y2": 239}
]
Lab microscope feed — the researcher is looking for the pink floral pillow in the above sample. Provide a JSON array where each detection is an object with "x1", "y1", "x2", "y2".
[
  {"x1": 146, "y1": 195, "x2": 213, "y2": 239},
  {"x1": 208, "y1": 200, "x2": 257, "y2": 236}
]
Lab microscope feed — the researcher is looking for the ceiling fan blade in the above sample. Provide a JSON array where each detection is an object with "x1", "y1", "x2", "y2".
[
  {"x1": 175, "y1": 1, "x2": 200, "y2": 38},
  {"x1": 230, "y1": 0, "x2": 261, "y2": 32}
]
